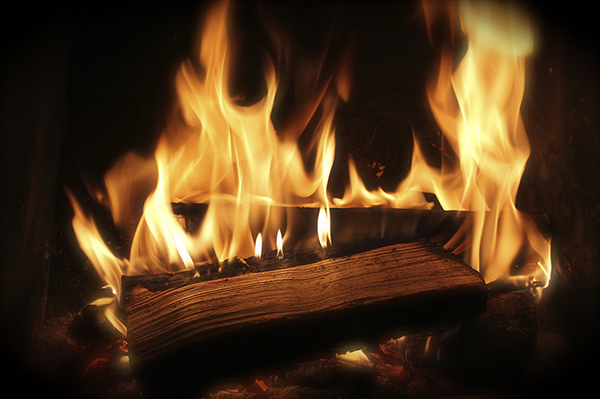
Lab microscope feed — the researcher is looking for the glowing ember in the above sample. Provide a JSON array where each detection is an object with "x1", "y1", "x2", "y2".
[{"x1": 336, "y1": 349, "x2": 373, "y2": 367}]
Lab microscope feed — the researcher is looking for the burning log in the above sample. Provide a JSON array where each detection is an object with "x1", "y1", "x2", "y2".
[{"x1": 122, "y1": 239, "x2": 486, "y2": 397}]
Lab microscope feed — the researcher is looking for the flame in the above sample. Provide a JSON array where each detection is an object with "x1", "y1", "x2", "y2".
[
  {"x1": 66, "y1": 190, "x2": 128, "y2": 334},
  {"x1": 254, "y1": 233, "x2": 263, "y2": 259},
  {"x1": 68, "y1": 0, "x2": 553, "y2": 336},
  {"x1": 67, "y1": 190, "x2": 126, "y2": 297},
  {"x1": 156, "y1": 0, "x2": 339, "y2": 265},
  {"x1": 68, "y1": 0, "x2": 341, "y2": 291},
  {"x1": 336, "y1": 349, "x2": 373, "y2": 367},
  {"x1": 276, "y1": 229, "x2": 284, "y2": 259},
  {"x1": 402, "y1": 0, "x2": 551, "y2": 286},
  {"x1": 333, "y1": 0, "x2": 551, "y2": 287},
  {"x1": 318, "y1": 205, "x2": 332, "y2": 249}
]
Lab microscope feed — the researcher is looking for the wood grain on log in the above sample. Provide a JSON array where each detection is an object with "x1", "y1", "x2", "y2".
[{"x1": 124, "y1": 241, "x2": 484, "y2": 372}]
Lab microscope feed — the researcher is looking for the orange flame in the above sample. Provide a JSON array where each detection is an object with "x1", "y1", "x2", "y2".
[
  {"x1": 333, "y1": 1, "x2": 551, "y2": 287},
  {"x1": 318, "y1": 205, "x2": 332, "y2": 249},
  {"x1": 157, "y1": 0, "x2": 338, "y2": 264},
  {"x1": 276, "y1": 229, "x2": 284, "y2": 259},
  {"x1": 68, "y1": 0, "x2": 341, "y2": 308},
  {"x1": 68, "y1": 0, "x2": 552, "y2": 335},
  {"x1": 254, "y1": 233, "x2": 263, "y2": 260},
  {"x1": 403, "y1": 0, "x2": 551, "y2": 286}
]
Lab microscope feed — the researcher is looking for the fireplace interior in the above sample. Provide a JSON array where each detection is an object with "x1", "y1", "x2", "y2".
[{"x1": 1, "y1": 1, "x2": 599, "y2": 398}]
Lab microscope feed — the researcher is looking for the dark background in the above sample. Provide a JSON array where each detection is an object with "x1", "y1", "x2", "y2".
[{"x1": 1, "y1": 0, "x2": 598, "y2": 396}]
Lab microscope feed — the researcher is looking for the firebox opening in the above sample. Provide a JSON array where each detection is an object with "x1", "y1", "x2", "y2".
[{"x1": 2, "y1": 1, "x2": 599, "y2": 398}]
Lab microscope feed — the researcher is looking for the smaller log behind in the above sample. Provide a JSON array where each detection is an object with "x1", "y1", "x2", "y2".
[
  {"x1": 170, "y1": 204, "x2": 467, "y2": 246},
  {"x1": 171, "y1": 203, "x2": 553, "y2": 253}
]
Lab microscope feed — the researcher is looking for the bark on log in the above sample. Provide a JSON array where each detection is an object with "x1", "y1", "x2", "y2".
[{"x1": 122, "y1": 240, "x2": 486, "y2": 398}]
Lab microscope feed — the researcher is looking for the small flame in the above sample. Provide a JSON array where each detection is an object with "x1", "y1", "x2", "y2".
[
  {"x1": 317, "y1": 205, "x2": 331, "y2": 249},
  {"x1": 66, "y1": 190, "x2": 127, "y2": 299},
  {"x1": 66, "y1": 190, "x2": 128, "y2": 335},
  {"x1": 254, "y1": 233, "x2": 262, "y2": 259},
  {"x1": 276, "y1": 229, "x2": 284, "y2": 259}
]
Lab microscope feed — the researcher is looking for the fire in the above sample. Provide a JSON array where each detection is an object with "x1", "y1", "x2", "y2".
[
  {"x1": 67, "y1": 191, "x2": 128, "y2": 334},
  {"x1": 254, "y1": 233, "x2": 263, "y2": 260},
  {"x1": 318, "y1": 205, "x2": 332, "y2": 249},
  {"x1": 68, "y1": 0, "x2": 552, "y2": 334},
  {"x1": 148, "y1": 0, "x2": 339, "y2": 266},
  {"x1": 408, "y1": 0, "x2": 552, "y2": 287},
  {"x1": 276, "y1": 229, "x2": 284, "y2": 259},
  {"x1": 69, "y1": 0, "x2": 340, "y2": 287},
  {"x1": 336, "y1": 349, "x2": 373, "y2": 367},
  {"x1": 334, "y1": 1, "x2": 552, "y2": 288}
]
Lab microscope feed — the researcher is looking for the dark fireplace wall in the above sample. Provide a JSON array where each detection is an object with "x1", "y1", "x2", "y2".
[
  {"x1": 519, "y1": 4, "x2": 600, "y2": 360},
  {"x1": 1, "y1": 0, "x2": 598, "y2": 391},
  {"x1": 0, "y1": 1, "x2": 201, "y2": 386},
  {"x1": 1, "y1": 4, "x2": 71, "y2": 361}
]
